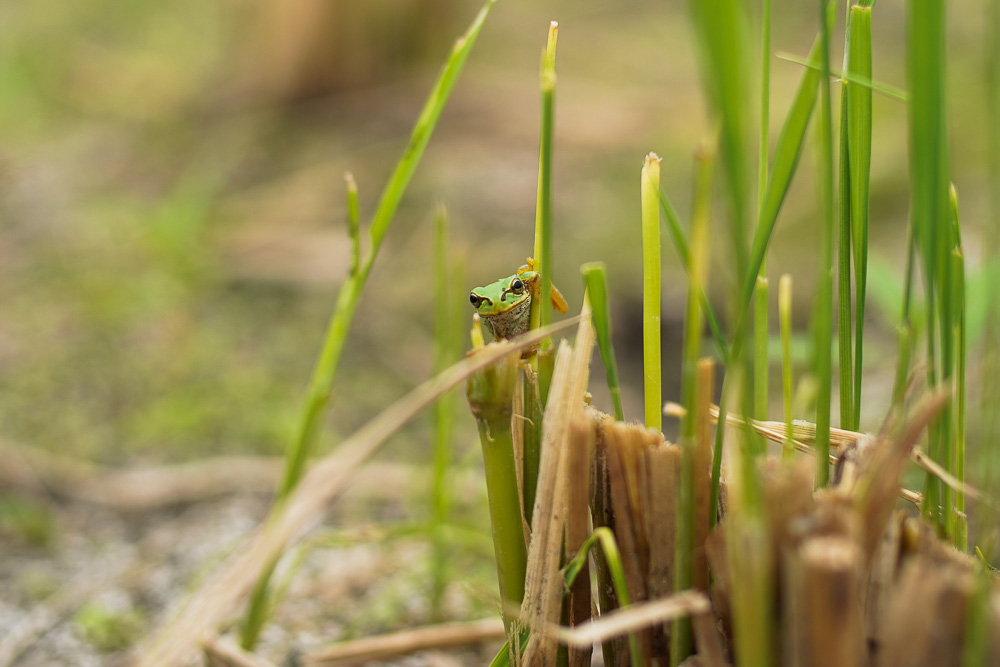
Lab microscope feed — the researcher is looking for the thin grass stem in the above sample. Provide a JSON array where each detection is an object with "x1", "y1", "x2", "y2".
[
  {"x1": 641, "y1": 153, "x2": 663, "y2": 432},
  {"x1": 779, "y1": 274, "x2": 794, "y2": 460},
  {"x1": 813, "y1": 0, "x2": 835, "y2": 488},
  {"x1": 582, "y1": 263, "x2": 625, "y2": 421}
]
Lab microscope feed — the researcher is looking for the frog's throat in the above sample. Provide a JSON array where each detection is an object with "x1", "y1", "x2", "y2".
[{"x1": 483, "y1": 297, "x2": 532, "y2": 340}]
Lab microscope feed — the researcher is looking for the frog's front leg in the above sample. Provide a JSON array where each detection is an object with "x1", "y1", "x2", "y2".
[{"x1": 517, "y1": 257, "x2": 569, "y2": 314}]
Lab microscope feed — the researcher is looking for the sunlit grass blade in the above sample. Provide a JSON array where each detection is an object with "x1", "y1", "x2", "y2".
[
  {"x1": 582, "y1": 263, "x2": 625, "y2": 421},
  {"x1": 642, "y1": 153, "x2": 662, "y2": 432},
  {"x1": 240, "y1": 1, "x2": 499, "y2": 648},
  {"x1": 847, "y1": 5, "x2": 872, "y2": 429}
]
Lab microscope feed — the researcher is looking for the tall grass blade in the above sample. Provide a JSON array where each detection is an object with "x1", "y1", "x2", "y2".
[
  {"x1": 837, "y1": 85, "x2": 854, "y2": 430},
  {"x1": 240, "y1": 1, "x2": 499, "y2": 648},
  {"x1": 847, "y1": 5, "x2": 872, "y2": 429},
  {"x1": 755, "y1": 0, "x2": 773, "y2": 425},
  {"x1": 950, "y1": 184, "x2": 967, "y2": 551},
  {"x1": 907, "y1": 0, "x2": 950, "y2": 530},
  {"x1": 532, "y1": 21, "x2": 558, "y2": 336},
  {"x1": 779, "y1": 274, "x2": 794, "y2": 460},
  {"x1": 582, "y1": 263, "x2": 625, "y2": 421},
  {"x1": 813, "y1": 0, "x2": 835, "y2": 488},
  {"x1": 642, "y1": 153, "x2": 663, "y2": 432}
]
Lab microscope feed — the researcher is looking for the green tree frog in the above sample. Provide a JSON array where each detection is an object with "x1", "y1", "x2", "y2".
[{"x1": 469, "y1": 258, "x2": 569, "y2": 340}]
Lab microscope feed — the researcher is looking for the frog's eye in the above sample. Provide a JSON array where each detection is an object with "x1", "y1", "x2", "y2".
[
  {"x1": 510, "y1": 278, "x2": 524, "y2": 294},
  {"x1": 470, "y1": 293, "x2": 480, "y2": 307}
]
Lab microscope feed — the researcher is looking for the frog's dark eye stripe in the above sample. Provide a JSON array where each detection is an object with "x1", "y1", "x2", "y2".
[{"x1": 470, "y1": 293, "x2": 492, "y2": 308}]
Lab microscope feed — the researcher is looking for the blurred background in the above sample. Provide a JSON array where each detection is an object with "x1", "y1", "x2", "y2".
[{"x1": 1, "y1": 0, "x2": 997, "y2": 663}]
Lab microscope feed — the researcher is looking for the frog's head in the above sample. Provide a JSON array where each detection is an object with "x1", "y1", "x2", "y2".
[{"x1": 469, "y1": 272, "x2": 535, "y2": 318}]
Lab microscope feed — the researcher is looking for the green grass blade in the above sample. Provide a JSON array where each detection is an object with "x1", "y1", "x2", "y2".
[
  {"x1": 582, "y1": 263, "x2": 625, "y2": 421},
  {"x1": 813, "y1": 0, "x2": 835, "y2": 488},
  {"x1": 847, "y1": 5, "x2": 872, "y2": 429},
  {"x1": 776, "y1": 52, "x2": 907, "y2": 102},
  {"x1": 532, "y1": 22, "x2": 558, "y2": 337},
  {"x1": 908, "y1": 0, "x2": 950, "y2": 530},
  {"x1": 642, "y1": 153, "x2": 663, "y2": 432},
  {"x1": 950, "y1": 184, "x2": 967, "y2": 551},
  {"x1": 741, "y1": 25, "x2": 827, "y2": 322},
  {"x1": 837, "y1": 83, "x2": 854, "y2": 429},
  {"x1": 345, "y1": 173, "x2": 360, "y2": 276},
  {"x1": 241, "y1": 1, "x2": 498, "y2": 648},
  {"x1": 779, "y1": 274, "x2": 794, "y2": 460}
]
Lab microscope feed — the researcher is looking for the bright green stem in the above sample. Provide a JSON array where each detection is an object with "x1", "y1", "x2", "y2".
[
  {"x1": 779, "y1": 274, "x2": 794, "y2": 461},
  {"x1": 532, "y1": 22, "x2": 558, "y2": 339},
  {"x1": 241, "y1": 1, "x2": 498, "y2": 649},
  {"x1": 582, "y1": 263, "x2": 625, "y2": 421},
  {"x1": 813, "y1": 0, "x2": 835, "y2": 489},
  {"x1": 467, "y1": 354, "x2": 526, "y2": 633},
  {"x1": 754, "y1": 276, "x2": 769, "y2": 423},
  {"x1": 836, "y1": 82, "x2": 854, "y2": 430},
  {"x1": 847, "y1": 6, "x2": 872, "y2": 429},
  {"x1": 642, "y1": 153, "x2": 663, "y2": 432},
  {"x1": 520, "y1": 368, "x2": 544, "y2": 525}
]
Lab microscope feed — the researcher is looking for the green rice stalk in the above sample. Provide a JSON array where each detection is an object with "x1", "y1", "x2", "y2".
[
  {"x1": 812, "y1": 0, "x2": 835, "y2": 488},
  {"x1": 673, "y1": 141, "x2": 713, "y2": 666},
  {"x1": 847, "y1": 5, "x2": 872, "y2": 430},
  {"x1": 641, "y1": 153, "x2": 663, "y2": 432},
  {"x1": 430, "y1": 205, "x2": 461, "y2": 620},
  {"x1": 908, "y1": 0, "x2": 950, "y2": 531},
  {"x1": 779, "y1": 274, "x2": 794, "y2": 460},
  {"x1": 836, "y1": 73, "x2": 854, "y2": 431},
  {"x1": 659, "y1": 191, "x2": 730, "y2": 363},
  {"x1": 582, "y1": 263, "x2": 625, "y2": 421},
  {"x1": 240, "y1": 1, "x2": 497, "y2": 648},
  {"x1": 467, "y1": 334, "x2": 527, "y2": 635}
]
